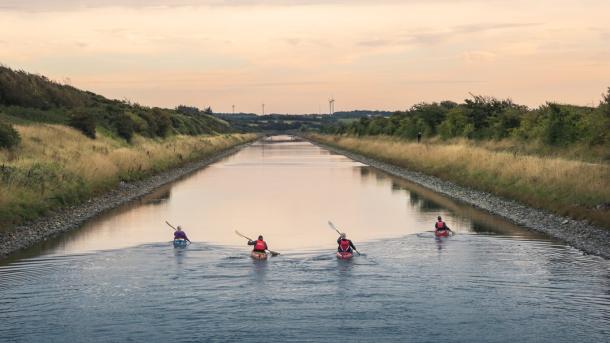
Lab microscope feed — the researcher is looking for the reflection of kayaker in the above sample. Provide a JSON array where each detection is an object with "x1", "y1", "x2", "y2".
[{"x1": 434, "y1": 216, "x2": 453, "y2": 237}]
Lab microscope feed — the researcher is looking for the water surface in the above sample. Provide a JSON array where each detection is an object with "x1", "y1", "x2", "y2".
[{"x1": 1, "y1": 136, "x2": 608, "y2": 342}]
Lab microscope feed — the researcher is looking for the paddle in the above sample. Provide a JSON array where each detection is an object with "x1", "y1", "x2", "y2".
[
  {"x1": 327, "y1": 221, "x2": 361, "y2": 256},
  {"x1": 235, "y1": 230, "x2": 280, "y2": 256}
]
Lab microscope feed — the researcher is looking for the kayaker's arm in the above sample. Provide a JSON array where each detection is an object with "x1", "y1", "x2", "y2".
[{"x1": 349, "y1": 240, "x2": 356, "y2": 250}]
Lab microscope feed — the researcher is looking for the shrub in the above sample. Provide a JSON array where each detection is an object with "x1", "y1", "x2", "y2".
[
  {"x1": 0, "y1": 121, "x2": 21, "y2": 148},
  {"x1": 69, "y1": 109, "x2": 96, "y2": 139},
  {"x1": 115, "y1": 114, "x2": 134, "y2": 141}
]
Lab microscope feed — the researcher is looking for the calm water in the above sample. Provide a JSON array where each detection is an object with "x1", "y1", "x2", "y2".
[{"x1": 1, "y1": 136, "x2": 608, "y2": 342}]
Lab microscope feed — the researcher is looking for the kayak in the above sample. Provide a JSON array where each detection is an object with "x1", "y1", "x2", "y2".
[
  {"x1": 336, "y1": 251, "x2": 354, "y2": 260},
  {"x1": 173, "y1": 239, "x2": 188, "y2": 248},
  {"x1": 435, "y1": 230, "x2": 449, "y2": 238},
  {"x1": 251, "y1": 251, "x2": 268, "y2": 260}
]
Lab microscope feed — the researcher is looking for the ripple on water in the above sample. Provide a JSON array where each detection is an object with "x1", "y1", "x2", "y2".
[{"x1": 0, "y1": 234, "x2": 609, "y2": 342}]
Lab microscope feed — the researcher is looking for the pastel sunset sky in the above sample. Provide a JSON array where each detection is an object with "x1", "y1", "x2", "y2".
[{"x1": 1, "y1": 0, "x2": 609, "y2": 113}]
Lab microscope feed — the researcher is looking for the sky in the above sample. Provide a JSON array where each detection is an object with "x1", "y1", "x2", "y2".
[{"x1": 1, "y1": 0, "x2": 609, "y2": 113}]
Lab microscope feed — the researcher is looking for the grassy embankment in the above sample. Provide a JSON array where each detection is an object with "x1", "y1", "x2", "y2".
[
  {"x1": 0, "y1": 124, "x2": 256, "y2": 230},
  {"x1": 308, "y1": 134, "x2": 610, "y2": 229}
]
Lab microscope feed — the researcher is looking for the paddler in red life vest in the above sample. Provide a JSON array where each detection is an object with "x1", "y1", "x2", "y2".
[
  {"x1": 337, "y1": 233, "x2": 356, "y2": 253},
  {"x1": 434, "y1": 216, "x2": 453, "y2": 235},
  {"x1": 174, "y1": 226, "x2": 191, "y2": 243},
  {"x1": 248, "y1": 235, "x2": 268, "y2": 253}
]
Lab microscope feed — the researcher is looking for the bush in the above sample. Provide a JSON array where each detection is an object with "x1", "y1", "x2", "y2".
[
  {"x1": 69, "y1": 109, "x2": 96, "y2": 139},
  {"x1": 115, "y1": 114, "x2": 134, "y2": 141},
  {"x1": 0, "y1": 121, "x2": 21, "y2": 148}
]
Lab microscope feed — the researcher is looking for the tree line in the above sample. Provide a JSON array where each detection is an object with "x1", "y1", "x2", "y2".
[{"x1": 325, "y1": 90, "x2": 610, "y2": 149}]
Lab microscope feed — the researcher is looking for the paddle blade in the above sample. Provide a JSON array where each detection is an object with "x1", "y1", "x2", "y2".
[{"x1": 269, "y1": 251, "x2": 280, "y2": 257}]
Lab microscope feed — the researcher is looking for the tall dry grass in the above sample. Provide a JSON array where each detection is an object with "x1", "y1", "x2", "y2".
[
  {"x1": 309, "y1": 134, "x2": 610, "y2": 229},
  {"x1": 0, "y1": 124, "x2": 256, "y2": 229}
]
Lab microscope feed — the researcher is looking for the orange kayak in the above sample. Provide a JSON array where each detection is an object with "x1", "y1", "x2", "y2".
[
  {"x1": 336, "y1": 251, "x2": 353, "y2": 260},
  {"x1": 251, "y1": 251, "x2": 268, "y2": 260},
  {"x1": 435, "y1": 230, "x2": 449, "y2": 238}
]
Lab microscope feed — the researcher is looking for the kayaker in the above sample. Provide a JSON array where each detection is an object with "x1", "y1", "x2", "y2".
[
  {"x1": 174, "y1": 226, "x2": 191, "y2": 243},
  {"x1": 434, "y1": 216, "x2": 453, "y2": 235},
  {"x1": 248, "y1": 235, "x2": 268, "y2": 253},
  {"x1": 337, "y1": 233, "x2": 356, "y2": 253}
]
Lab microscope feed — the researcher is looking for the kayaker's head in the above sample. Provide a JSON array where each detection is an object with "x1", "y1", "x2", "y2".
[
  {"x1": 340, "y1": 233, "x2": 346, "y2": 239},
  {"x1": 258, "y1": 235, "x2": 263, "y2": 240},
  {"x1": 177, "y1": 226, "x2": 183, "y2": 231},
  {"x1": 437, "y1": 216, "x2": 442, "y2": 221}
]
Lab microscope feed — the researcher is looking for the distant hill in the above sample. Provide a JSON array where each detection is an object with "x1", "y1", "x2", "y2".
[
  {"x1": 332, "y1": 110, "x2": 394, "y2": 119},
  {"x1": 211, "y1": 110, "x2": 393, "y2": 133},
  {"x1": 0, "y1": 65, "x2": 230, "y2": 140}
]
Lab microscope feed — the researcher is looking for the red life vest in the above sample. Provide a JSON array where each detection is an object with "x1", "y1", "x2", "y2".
[
  {"x1": 436, "y1": 221, "x2": 446, "y2": 230},
  {"x1": 254, "y1": 240, "x2": 266, "y2": 251},
  {"x1": 339, "y1": 239, "x2": 351, "y2": 251}
]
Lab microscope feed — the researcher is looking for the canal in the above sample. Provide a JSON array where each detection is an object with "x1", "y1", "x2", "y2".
[{"x1": 0, "y1": 136, "x2": 608, "y2": 342}]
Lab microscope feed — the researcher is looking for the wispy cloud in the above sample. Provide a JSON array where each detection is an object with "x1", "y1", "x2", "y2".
[
  {"x1": 358, "y1": 22, "x2": 540, "y2": 48},
  {"x1": 0, "y1": 0, "x2": 496, "y2": 11}
]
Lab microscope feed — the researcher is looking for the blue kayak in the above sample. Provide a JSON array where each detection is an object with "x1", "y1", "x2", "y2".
[{"x1": 173, "y1": 239, "x2": 188, "y2": 248}]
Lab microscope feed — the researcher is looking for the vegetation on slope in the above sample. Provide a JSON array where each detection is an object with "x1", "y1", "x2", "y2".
[{"x1": 0, "y1": 65, "x2": 231, "y2": 141}]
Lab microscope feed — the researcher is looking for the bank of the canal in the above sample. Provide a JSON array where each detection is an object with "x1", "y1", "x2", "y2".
[
  {"x1": 0, "y1": 138, "x2": 257, "y2": 259},
  {"x1": 303, "y1": 135, "x2": 610, "y2": 259}
]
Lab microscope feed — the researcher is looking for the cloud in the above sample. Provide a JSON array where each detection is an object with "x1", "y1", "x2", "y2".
[
  {"x1": 454, "y1": 22, "x2": 540, "y2": 34},
  {"x1": 358, "y1": 39, "x2": 392, "y2": 47},
  {"x1": 462, "y1": 51, "x2": 496, "y2": 63},
  {"x1": 283, "y1": 38, "x2": 302, "y2": 46},
  {"x1": 0, "y1": 0, "x2": 521, "y2": 12},
  {"x1": 358, "y1": 22, "x2": 540, "y2": 48}
]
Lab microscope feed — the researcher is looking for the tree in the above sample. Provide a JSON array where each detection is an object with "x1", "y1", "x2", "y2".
[{"x1": 439, "y1": 107, "x2": 474, "y2": 139}]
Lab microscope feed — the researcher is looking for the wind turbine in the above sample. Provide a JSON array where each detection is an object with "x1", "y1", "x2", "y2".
[{"x1": 328, "y1": 97, "x2": 335, "y2": 115}]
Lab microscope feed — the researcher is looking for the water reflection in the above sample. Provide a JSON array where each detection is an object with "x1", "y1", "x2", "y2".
[{"x1": 3, "y1": 135, "x2": 553, "y2": 261}]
